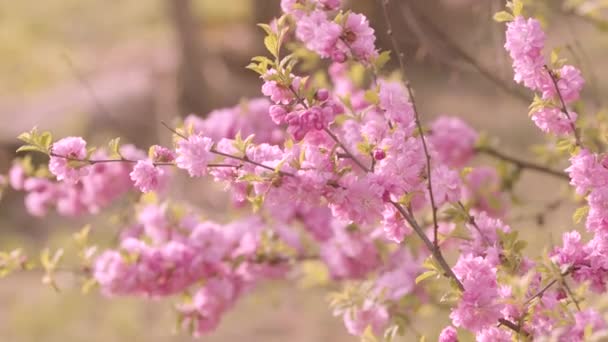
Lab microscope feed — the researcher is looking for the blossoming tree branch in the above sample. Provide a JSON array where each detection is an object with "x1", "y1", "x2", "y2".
[{"x1": 2, "y1": 0, "x2": 607, "y2": 340}]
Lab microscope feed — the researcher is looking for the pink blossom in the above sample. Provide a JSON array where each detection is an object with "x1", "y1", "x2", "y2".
[
  {"x1": 504, "y1": 16, "x2": 546, "y2": 90},
  {"x1": 374, "y1": 248, "x2": 421, "y2": 300},
  {"x1": 429, "y1": 116, "x2": 478, "y2": 168},
  {"x1": 551, "y1": 230, "x2": 586, "y2": 267},
  {"x1": 450, "y1": 255, "x2": 503, "y2": 332},
  {"x1": 438, "y1": 326, "x2": 458, "y2": 342},
  {"x1": 558, "y1": 309, "x2": 607, "y2": 341},
  {"x1": 285, "y1": 104, "x2": 336, "y2": 140},
  {"x1": 461, "y1": 211, "x2": 510, "y2": 264},
  {"x1": 23, "y1": 178, "x2": 56, "y2": 216},
  {"x1": 328, "y1": 175, "x2": 384, "y2": 225},
  {"x1": 8, "y1": 162, "x2": 26, "y2": 190},
  {"x1": 320, "y1": 221, "x2": 380, "y2": 279},
  {"x1": 49, "y1": 137, "x2": 89, "y2": 183},
  {"x1": 541, "y1": 65, "x2": 585, "y2": 104},
  {"x1": 149, "y1": 145, "x2": 175, "y2": 163},
  {"x1": 530, "y1": 107, "x2": 577, "y2": 135},
  {"x1": 296, "y1": 10, "x2": 342, "y2": 59},
  {"x1": 476, "y1": 327, "x2": 511, "y2": 342},
  {"x1": 587, "y1": 187, "x2": 608, "y2": 233},
  {"x1": 378, "y1": 80, "x2": 414, "y2": 126},
  {"x1": 318, "y1": 0, "x2": 341, "y2": 10},
  {"x1": 130, "y1": 160, "x2": 167, "y2": 193},
  {"x1": 430, "y1": 165, "x2": 462, "y2": 206},
  {"x1": 566, "y1": 149, "x2": 608, "y2": 195},
  {"x1": 175, "y1": 135, "x2": 214, "y2": 177},
  {"x1": 339, "y1": 13, "x2": 377, "y2": 62},
  {"x1": 381, "y1": 205, "x2": 412, "y2": 243},
  {"x1": 343, "y1": 301, "x2": 389, "y2": 337}
]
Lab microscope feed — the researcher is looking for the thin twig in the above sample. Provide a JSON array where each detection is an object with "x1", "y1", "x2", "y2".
[
  {"x1": 403, "y1": 5, "x2": 530, "y2": 104},
  {"x1": 457, "y1": 202, "x2": 492, "y2": 246},
  {"x1": 390, "y1": 201, "x2": 464, "y2": 292},
  {"x1": 475, "y1": 146, "x2": 569, "y2": 180},
  {"x1": 323, "y1": 128, "x2": 370, "y2": 172},
  {"x1": 544, "y1": 66, "x2": 582, "y2": 147},
  {"x1": 380, "y1": 0, "x2": 440, "y2": 248}
]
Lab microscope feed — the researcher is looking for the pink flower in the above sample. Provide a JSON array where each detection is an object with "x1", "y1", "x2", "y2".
[
  {"x1": 130, "y1": 160, "x2": 167, "y2": 193},
  {"x1": 587, "y1": 187, "x2": 608, "y2": 233},
  {"x1": 339, "y1": 13, "x2": 377, "y2": 62},
  {"x1": 430, "y1": 165, "x2": 462, "y2": 206},
  {"x1": 49, "y1": 137, "x2": 89, "y2": 183},
  {"x1": 438, "y1": 326, "x2": 458, "y2": 342},
  {"x1": 541, "y1": 65, "x2": 585, "y2": 104},
  {"x1": 8, "y1": 162, "x2": 26, "y2": 190},
  {"x1": 149, "y1": 145, "x2": 175, "y2": 163},
  {"x1": 23, "y1": 178, "x2": 56, "y2": 217},
  {"x1": 320, "y1": 221, "x2": 380, "y2": 279},
  {"x1": 558, "y1": 309, "x2": 607, "y2": 341},
  {"x1": 553, "y1": 230, "x2": 585, "y2": 265},
  {"x1": 429, "y1": 116, "x2": 478, "y2": 168},
  {"x1": 285, "y1": 105, "x2": 336, "y2": 140},
  {"x1": 530, "y1": 107, "x2": 577, "y2": 135},
  {"x1": 374, "y1": 248, "x2": 420, "y2": 300},
  {"x1": 343, "y1": 301, "x2": 389, "y2": 336},
  {"x1": 318, "y1": 0, "x2": 341, "y2": 10},
  {"x1": 504, "y1": 16, "x2": 546, "y2": 90},
  {"x1": 381, "y1": 205, "x2": 412, "y2": 243},
  {"x1": 476, "y1": 327, "x2": 511, "y2": 342},
  {"x1": 261, "y1": 71, "x2": 300, "y2": 105},
  {"x1": 566, "y1": 149, "x2": 608, "y2": 195},
  {"x1": 378, "y1": 80, "x2": 414, "y2": 126},
  {"x1": 175, "y1": 135, "x2": 214, "y2": 177},
  {"x1": 296, "y1": 10, "x2": 342, "y2": 59},
  {"x1": 328, "y1": 175, "x2": 384, "y2": 225},
  {"x1": 450, "y1": 255, "x2": 503, "y2": 332}
]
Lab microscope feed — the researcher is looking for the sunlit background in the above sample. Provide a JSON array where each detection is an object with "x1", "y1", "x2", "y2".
[{"x1": 0, "y1": 0, "x2": 607, "y2": 341}]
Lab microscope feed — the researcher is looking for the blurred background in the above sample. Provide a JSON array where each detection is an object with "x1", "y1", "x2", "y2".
[{"x1": 0, "y1": 0, "x2": 606, "y2": 341}]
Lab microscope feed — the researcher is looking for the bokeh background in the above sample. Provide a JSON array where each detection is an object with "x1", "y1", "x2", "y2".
[{"x1": 0, "y1": 0, "x2": 607, "y2": 341}]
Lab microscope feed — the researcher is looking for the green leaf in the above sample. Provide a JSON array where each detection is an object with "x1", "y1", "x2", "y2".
[
  {"x1": 373, "y1": 50, "x2": 391, "y2": 71},
  {"x1": 493, "y1": 11, "x2": 515, "y2": 22},
  {"x1": 415, "y1": 270, "x2": 437, "y2": 284},
  {"x1": 257, "y1": 23, "x2": 273, "y2": 36},
  {"x1": 364, "y1": 89, "x2": 380, "y2": 105},
  {"x1": 16, "y1": 145, "x2": 46, "y2": 154},
  {"x1": 511, "y1": 0, "x2": 524, "y2": 16},
  {"x1": 264, "y1": 34, "x2": 279, "y2": 59},
  {"x1": 108, "y1": 137, "x2": 121, "y2": 158},
  {"x1": 573, "y1": 205, "x2": 589, "y2": 224},
  {"x1": 361, "y1": 326, "x2": 379, "y2": 342}
]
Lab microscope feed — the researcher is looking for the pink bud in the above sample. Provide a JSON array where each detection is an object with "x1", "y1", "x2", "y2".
[
  {"x1": 269, "y1": 105, "x2": 288, "y2": 125},
  {"x1": 373, "y1": 149, "x2": 386, "y2": 161},
  {"x1": 315, "y1": 89, "x2": 330, "y2": 102}
]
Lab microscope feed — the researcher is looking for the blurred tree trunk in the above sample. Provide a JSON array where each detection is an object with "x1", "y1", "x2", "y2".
[{"x1": 168, "y1": 0, "x2": 209, "y2": 116}]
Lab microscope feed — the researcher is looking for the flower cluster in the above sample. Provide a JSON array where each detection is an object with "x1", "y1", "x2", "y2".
[
  {"x1": 290, "y1": 1, "x2": 377, "y2": 63},
  {"x1": 504, "y1": 15, "x2": 584, "y2": 135},
  {"x1": 7, "y1": 1, "x2": 608, "y2": 341}
]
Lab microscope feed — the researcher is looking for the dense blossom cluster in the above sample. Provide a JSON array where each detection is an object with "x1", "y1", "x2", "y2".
[
  {"x1": 504, "y1": 16, "x2": 584, "y2": 135},
  {"x1": 7, "y1": 1, "x2": 608, "y2": 341}
]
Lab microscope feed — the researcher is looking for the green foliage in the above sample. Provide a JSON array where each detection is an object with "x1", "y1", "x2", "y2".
[
  {"x1": 17, "y1": 127, "x2": 53, "y2": 154},
  {"x1": 40, "y1": 248, "x2": 65, "y2": 292},
  {"x1": 572, "y1": 205, "x2": 589, "y2": 224}
]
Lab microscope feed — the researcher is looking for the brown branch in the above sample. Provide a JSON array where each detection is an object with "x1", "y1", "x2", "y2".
[
  {"x1": 545, "y1": 66, "x2": 582, "y2": 147},
  {"x1": 475, "y1": 146, "x2": 569, "y2": 180},
  {"x1": 399, "y1": 3, "x2": 530, "y2": 104},
  {"x1": 390, "y1": 201, "x2": 464, "y2": 292},
  {"x1": 380, "y1": 0, "x2": 440, "y2": 248}
]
